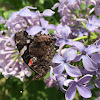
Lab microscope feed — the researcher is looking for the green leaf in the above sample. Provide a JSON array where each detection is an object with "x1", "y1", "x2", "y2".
[
  {"x1": 3, "y1": 10, "x2": 17, "y2": 19},
  {"x1": 39, "y1": 0, "x2": 44, "y2": 4},
  {"x1": 81, "y1": 21, "x2": 87, "y2": 30}
]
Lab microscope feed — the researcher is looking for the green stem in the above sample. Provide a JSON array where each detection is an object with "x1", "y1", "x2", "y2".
[
  {"x1": 13, "y1": 54, "x2": 20, "y2": 61},
  {"x1": 13, "y1": 49, "x2": 18, "y2": 53},
  {"x1": 81, "y1": 21, "x2": 87, "y2": 30},
  {"x1": 73, "y1": 34, "x2": 97, "y2": 41},
  {"x1": 73, "y1": 36, "x2": 88, "y2": 41}
]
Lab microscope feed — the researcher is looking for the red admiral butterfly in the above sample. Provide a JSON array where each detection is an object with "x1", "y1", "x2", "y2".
[{"x1": 15, "y1": 31, "x2": 56, "y2": 80}]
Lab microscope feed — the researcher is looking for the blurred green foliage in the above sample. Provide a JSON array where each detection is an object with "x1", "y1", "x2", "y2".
[{"x1": 0, "y1": 0, "x2": 60, "y2": 24}]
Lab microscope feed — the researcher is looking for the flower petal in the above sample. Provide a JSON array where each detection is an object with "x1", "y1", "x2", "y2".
[
  {"x1": 78, "y1": 74, "x2": 92, "y2": 84},
  {"x1": 53, "y1": 63, "x2": 64, "y2": 74},
  {"x1": 82, "y1": 55, "x2": 98, "y2": 72},
  {"x1": 52, "y1": 54, "x2": 64, "y2": 64},
  {"x1": 47, "y1": 24, "x2": 56, "y2": 30},
  {"x1": 96, "y1": 39, "x2": 100, "y2": 47},
  {"x1": 40, "y1": 18, "x2": 48, "y2": 28},
  {"x1": 62, "y1": 47, "x2": 77, "y2": 62},
  {"x1": 94, "y1": 78, "x2": 100, "y2": 88},
  {"x1": 19, "y1": 8, "x2": 35, "y2": 17},
  {"x1": 49, "y1": 66, "x2": 53, "y2": 78},
  {"x1": 91, "y1": 53, "x2": 100, "y2": 63},
  {"x1": 41, "y1": 30, "x2": 49, "y2": 35},
  {"x1": 52, "y1": 3, "x2": 59, "y2": 10},
  {"x1": 72, "y1": 54, "x2": 82, "y2": 62},
  {"x1": 64, "y1": 79, "x2": 75, "y2": 87},
  {"x1": 26, "y1": 26, "x2": 42, "y2": 35},
  {"x1": 44, "y1": 77, "x2": 54, "y2": 88},
  {"x1": 43, "y1": 9, "x2": 55, "y2": 16},
  {"x1": 65, "y1": 64, "x2": 82, "y2": 77},
  {"x1": 61, "y1": 25, "x2": 71, "y2": 39},
  {"x1": 72, "y1": 41, "x2": 85, "y2": 52},
  {"x1": 86, "y1": 44, "x2": 98, "y2": 55},
  {"x1": 0, "y1": 16, "x2": 6, "y2": 24},
  {"x1": 58, "y1": 42, "x2": 66, "y2": 55},
  {"x1": 77, "y1": 84, "x2": 92, "y2": 98},
  {"x1": 85, "y1": 83, "x2": 94, "y2": 89},
  {"x1": 65, "y1": 82, "x2": 76, "y2": 100},
  {"x1": 56, "y1": 74, "x2": 67, "y2": 86}
]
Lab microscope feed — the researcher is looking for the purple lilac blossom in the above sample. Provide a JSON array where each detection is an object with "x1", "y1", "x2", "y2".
[
  {"x1": 26, "y1": 18, "x2": 56, "y2": 35},
  {"x1": 4, "y1": 6, "x2": 55, "y2": 36},
  {"x1": 44, "y1": 66, "x2": 67, "y2": 91},
  {"x1": 64, "y1": 75, "x2": 92, "y2": 100},
  {"x1": 54, "y1": 24, "x2": 72, "y2": 45},
  {"x1": 95, "y1": 3, "x2": 100, "y2": 16},
  {"x1": 73, "y1": 42, "x2": 98, "y2": 72},
  {"x1": 0, "y1": 16, "x2": 7, "y2": 24},
  {"x1": 65, "y1": 0, "x2": 81, "y2": 9},
  {"x1": 84, "y1": 0, "x2": 100, "y2": 16},
  {"x1": 85, "y1": 0, "x2": 100, "y2": 6},
  {"x1": 44, "y1": 66, "x2": 59, "y2": 88},
  {"x1": 52, "y1": 47, "x2": 82, "y2": 77},
  {"x1": 95, "y1": 39, "x2": 100, "y2": 53},
  {"x1": 52, "y1": 0, "x2": 81, "y2": 26},
  {"x1": 56, "y1": 74, "x2": 67, "y2": 86},
  {"x1": 91, "y1": 53, "x2": 100, "y2": 88},
  {"x1": 91, "y1": 53, "x2": 100, "y2": 77},
  {"x1": 75, "y1": 16, "x2": 100, "y2": 33},
  {"x1": 52, "y1": 0, "x2": 80, "y2": 26},
  {"x1": 54, "y1": 24, "x2": 74, "y2": 54},
  {"x1": 5, "y1": 6, "x2": 37, "y2": 34},
  {"x1": 52, "y1": 0, "x2": 81, "y2": 15},
  {"x1": 72, "y1": 27, "x2": 88, "y2": 37},
  {"x1": 52, "y1": 0, "x2": 67, "y2": 16},
  {"x1": 94, "y1": 78, "x2": 100, "y2": 88},
  {"x1": 52, "y1": 0, "x2": 100, "y2": 31},
  {"x1": 86, "y1": 16, "x2": 100, "y2": 32},
  {"x1": 42, "y1": 9, "x2": 55, "y2": 17}
]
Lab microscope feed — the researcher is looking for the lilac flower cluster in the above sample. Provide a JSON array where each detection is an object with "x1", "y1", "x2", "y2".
[
  {"x1": 0, "y1": 0, "x2": 100, "y2": 100},
  {"x1": 45, "y1": 0, "x2": 100, "y2": 100}
]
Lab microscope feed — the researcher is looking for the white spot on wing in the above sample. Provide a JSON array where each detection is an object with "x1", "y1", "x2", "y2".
[
  {"x1": 20, "y1": 46, "x2": 27, "y2": 56},
  {"x1": 16, "y1": 40, "x2": 20, "y2": 44},
  {"x1": 32, "y1": 57, "x2": 37, "y2": 62},
  {"x1": 27, "y1": 40, "x2": 30, "y2": 43}
]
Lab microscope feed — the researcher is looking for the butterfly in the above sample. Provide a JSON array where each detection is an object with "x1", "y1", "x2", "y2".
[{"x1": 15, "y1": 31, "x2": 56, "y2": 80}]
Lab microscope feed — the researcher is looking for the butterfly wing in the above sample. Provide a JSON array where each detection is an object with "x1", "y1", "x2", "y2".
[{"x1": 15, "y1": 31, "x2": 56, "y2": 79}]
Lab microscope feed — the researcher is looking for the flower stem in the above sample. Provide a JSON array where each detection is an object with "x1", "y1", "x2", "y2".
[{"x1": 73, "y1": 36, "x2": 88, "y2": 41}]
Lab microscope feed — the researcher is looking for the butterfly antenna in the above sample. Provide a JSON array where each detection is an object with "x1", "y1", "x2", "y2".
[{"x1": 20, "y1": 78, "x2": 33, "y2": 93}]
